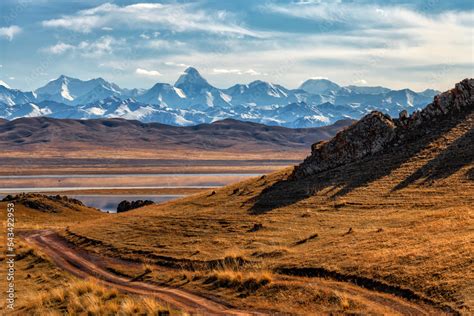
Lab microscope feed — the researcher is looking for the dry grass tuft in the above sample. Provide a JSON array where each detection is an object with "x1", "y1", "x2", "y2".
[
  {"x1": 205, "y1": 268, "x2": 273, "y2": 292},
  {"x1": 20, "y1": 278, "x2": 171, "y2": 315}
]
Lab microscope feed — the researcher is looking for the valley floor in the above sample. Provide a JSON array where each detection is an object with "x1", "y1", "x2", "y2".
[
  {"x1": 20, "y1": 229, "x2": 446, "y2": 315},
  {"x1": 63, "y1": 110, "x2": 474, "y2": 314},
  {"x1": 1, "y1": 108, "x2": 472, "y2": 315}
]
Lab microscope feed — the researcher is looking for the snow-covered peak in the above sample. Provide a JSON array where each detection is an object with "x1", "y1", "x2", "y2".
[
  {"x1": 0, "y1": 68, "x2": 440, "y2": 128},
  {"x1": 175, "y1": 67, "x2": 210, "y2": 89},
  {"x1": 35, "y1": 75, "x2": 124, "y2": 105},
  {"x1": 418, "y1": 88, "x2": 440, "y2": 98},
  {"x1": 60, "y1": 82, "x2": 74, "y2": 101},
  {"x1": 299, "y1": 78, "x2": 340, "y2": 95},
  {"x1": 0, "y1": 80, "x2": 11, "y2": 89},
  {"x1": 344, "y1": 85, "x2": 391, "y2": 95}
]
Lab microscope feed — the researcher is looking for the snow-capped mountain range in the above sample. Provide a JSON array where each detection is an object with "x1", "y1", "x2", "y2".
[{"x1": 0, "y1": 67, "x2": 439, "y2": 128}]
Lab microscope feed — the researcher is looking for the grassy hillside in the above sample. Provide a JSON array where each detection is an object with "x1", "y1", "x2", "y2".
[
  {"x1": 66, "y1": 104, "x2": 473, "y2": 313},
  {"x1": 0, "y1": 195, "x2": 176, "y2": 315},
  {"x1": 0, "y1": 193, "x2": 105, "y2": 229},
  {"x1": 0, "y1": 241, "x2": 174, "y2": 315}
]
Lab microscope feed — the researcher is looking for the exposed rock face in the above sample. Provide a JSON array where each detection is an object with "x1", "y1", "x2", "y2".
[
  {"x1": 293, "y1": 112, "x2": 396, "y2": 177},
  {"x1": 293, "y1": 78, "x2": 473, "y2": 179},
  {"x1": 117, "y1": 200, "x2": 154, "y2": 213}
]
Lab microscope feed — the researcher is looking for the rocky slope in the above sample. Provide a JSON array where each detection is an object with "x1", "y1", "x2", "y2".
[{"x1": 293, "y1": 78, "x2": 473, "y2": 178}]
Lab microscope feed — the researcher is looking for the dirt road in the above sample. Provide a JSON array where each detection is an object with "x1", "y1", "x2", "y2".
[
  {"x1": 24, "y1": 230, "x2": 259, "y2": 316},
  {"x1": 24, "y1": 230, "x2": 450, "y2": 315}
]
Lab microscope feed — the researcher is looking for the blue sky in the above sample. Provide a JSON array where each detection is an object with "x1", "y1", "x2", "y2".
[{"x1": 0, "y1": 0, "x2": 472, "y2": 91}]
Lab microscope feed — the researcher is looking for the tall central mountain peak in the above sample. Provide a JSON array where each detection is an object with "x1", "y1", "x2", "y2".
[{"x1": 174, "y1": 67, "x2": 211, "y2": 91}]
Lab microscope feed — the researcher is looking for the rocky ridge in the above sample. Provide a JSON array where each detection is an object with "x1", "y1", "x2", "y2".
[{"x1": 293, "y1": 78, "x2": 474, "y2": 178}]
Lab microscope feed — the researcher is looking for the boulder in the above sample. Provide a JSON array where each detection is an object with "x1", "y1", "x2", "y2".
[{"x1": 117, "y1": 200, "x2": 154, "y2": 213}]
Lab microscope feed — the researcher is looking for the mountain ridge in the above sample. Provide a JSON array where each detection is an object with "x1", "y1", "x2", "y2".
[
  {"x1": 0, "y1": 116, "x2": 355, "y2": 154},
  {"x1": 0, "y1": 67, "x2": 441, "y2": 128}
]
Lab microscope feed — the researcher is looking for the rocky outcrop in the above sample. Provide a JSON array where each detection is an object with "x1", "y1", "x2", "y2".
[
  {"x1": 117, "y1": 200, "x2": 154, "y2": 213},
  {"x1": 293, "y1": 112, "x2": 396, "y2": 177},
  {"x1": 293, "y1": 79, "x2": 473, "y2": 179}
]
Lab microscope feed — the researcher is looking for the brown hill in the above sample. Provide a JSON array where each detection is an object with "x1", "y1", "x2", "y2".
[
  {"x1": 66, "y1": 80, "x2": 474, "y2": 313},
  {"x1": 1, "y1": 193, "x2": 104, "y2": 228},
  {"x1": 0, "y1": 117, "x2": 353, "y2": 159}
]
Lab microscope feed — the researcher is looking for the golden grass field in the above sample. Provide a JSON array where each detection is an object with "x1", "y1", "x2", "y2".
[
  {"x1": 1, "y1": 109, "x2": 472, "y2": 314},
  {"x1": 0, "y1": 241, "x2": 176, "y2": 315},
  {"x1": 56, "y1": 110, "x2": 473, "y2": 313}
]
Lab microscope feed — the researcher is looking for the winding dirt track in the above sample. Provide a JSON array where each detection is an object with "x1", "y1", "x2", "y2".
[
  {"x1": 24, "y1": 230, "x2": 449, "y2": 315},
  {"x1": 24, "y1": 230, "x2": 258, "y2": 316}
]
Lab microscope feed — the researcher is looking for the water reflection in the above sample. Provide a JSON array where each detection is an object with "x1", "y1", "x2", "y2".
[
  {"x1": 69, "y1": 195, "x2": 185, "y2": 213},
  {"x1": 0, "y1": 173, "x2": 260, "y2": 192}
]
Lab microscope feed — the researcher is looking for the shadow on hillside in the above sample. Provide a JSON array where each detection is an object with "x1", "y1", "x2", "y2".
[
  {"x1": 250, "y1": 111, "x2": 472, "y2": 215},
  {"x1": 393, "y1": 127, "x2": 474, "y2": 191},
  {"x1": 249, "y1": 151, "x2": 410, "y2": 214},
  {"x1": 467, "y1": 168, "x2": 474, "y2": 181},
  {"x1": 248, "y1": 174, "x2": 316, "y2": 215}
]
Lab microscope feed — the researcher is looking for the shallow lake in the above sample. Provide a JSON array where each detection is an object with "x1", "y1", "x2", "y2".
[
  {"x1": 68, "y1": 195, "x2": 185, "y2": 213},
  {"x1": 0, "y1": 193, "x2": 185, "y2": 213},
  {"x1": 0, "y1": 173, "x2": 263, "y2": 213},
  {"x1": 0, "y1": 173, "x2": 261, "y2": 192}
]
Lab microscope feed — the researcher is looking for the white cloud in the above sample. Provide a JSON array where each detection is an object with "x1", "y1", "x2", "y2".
[
  {"x1": 213, "y1": 68, "x2": 242, "y2": 74},
  {"x1": 353, "y1": 79, "x2": 368, "y2": 85},
  {"x1": 8, "y1": 77, "x2": 15, "y2": 80},
  {"x1": 102, "y1": 26, "x2": 113, "y2": 31},
  {"x1": 212, "y1": 68, "x2": 262, "y2": 75},
  {"x1": 243, "y1": 69, "x2": 261, "y2": 76},
  {"x1": 310, "y1": 76, "x2": 329, "y2": 80},
  {"x1": 42, "y1": 15, "x2": 101, "y2": 33},
  {"x1": 0, "y1": 25, "x2": 22, "y2": 41},
  {"x1": 42, "y1": 2, "x2": 261, "y2": 37},
  {"x1": 34, "y1": 2, "x2": 473, "y2": 91},
  {"x1": 264, "y1": 2, "x2": 474, "y2": 33},
  {"x1": 78, "y1": 36, "x2": 121, "y2": 57},
  {"x1": 135, "y1": 68, "x2": 162, "y2": 77},
  {"x1": 147, "y1": 39, "x2": 186, "y2": 50},
  {"x1": 99, "y1": 61, "x2": 127, "y2": 70},
  {"x1": 164, "y1": 61, "x2": 188, "y2": 68},
  {"x1": 43, "y1": 36, "x2": 125, "y2": 58},
  {"x1": 264, "y1": 2, "x2": 425, "y2": 28},
  {"x1": 46, "y1": 42, "x2": 75, "y2": 54}
]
